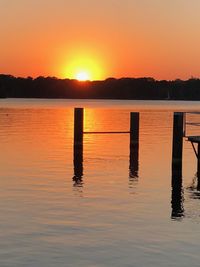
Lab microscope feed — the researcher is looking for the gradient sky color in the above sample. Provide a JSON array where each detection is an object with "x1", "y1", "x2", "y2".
[{"x1": 1, "y1": 0, "x2": 200, "y2": 80}]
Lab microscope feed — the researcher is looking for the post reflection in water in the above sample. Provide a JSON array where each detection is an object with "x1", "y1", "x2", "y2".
[
  {"x1": 187, "y1": 143, "x2": 200, "y2": 198},
  {"x1": 73, "y1": 142, "x2": 83, "y2": 186},
  {"x1": 197, "y1": 174, "x2": 200, "y2": 192},
  {"x1": 187, "y1": 174, "x2": 200, "y2": 199},
  {"x1": 73, "y1": 138, "x2": 140, "y2": 188},
  {"x1": 171, "y1": 162, "x2": 184, "y2": 219},
  {"x1": 129, "y1": 140, "x2": 139, "y2": 192},
  {"x1": 129, "y1": 142, "x2": 139, "y2": 179}
]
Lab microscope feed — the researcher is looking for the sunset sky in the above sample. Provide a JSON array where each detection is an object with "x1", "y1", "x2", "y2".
[{"x1": 1, "y1": 0, "x2": 200, "y2": 80}]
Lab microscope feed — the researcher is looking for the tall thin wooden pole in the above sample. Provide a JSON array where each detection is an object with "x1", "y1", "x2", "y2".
[
  {"x1": 73, "y1": 108, "x2": 84, "y2": 182},
  {"x1": 171, "y1": 112, "x2": 184, "y2": 218},
  {"x1": 130, "y1": 112, "x2": 139, "y2": 144},
  {"x1": 172, "y1": 112, "x2": 184, "y2": 172},
  {"x1": 74, "y1": 108, "x2": 84, "y2": 146},
  {"x1": 129, "y1": 112, "x2": 139, "y2": 178}
]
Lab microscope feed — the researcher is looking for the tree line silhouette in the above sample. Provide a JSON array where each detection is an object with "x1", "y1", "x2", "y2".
[{"x1": 1, "y1": 74, "x2": 200, "y2": 100}]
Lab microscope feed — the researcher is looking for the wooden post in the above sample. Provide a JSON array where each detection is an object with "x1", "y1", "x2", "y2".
[
  {"x1": 129, "y1": 112, "x2": 139, "y2": 178},
  {"x1": 73, "y1": 108, "x2": 84, "y2": 183},
  {"x1": 171, "y1": 112, "x2": 184, "y2": 218},
  {"x1": 130, "y1": 112, "x2": 139, "y2": 145},
  {"x1": 172, "y1": 112, "x2": 184, "y2": 172},
  {"x1": 74, "y1": 108, "x2": 84, "y2": 146}
]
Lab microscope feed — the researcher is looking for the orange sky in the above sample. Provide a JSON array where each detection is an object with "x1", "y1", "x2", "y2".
[{"x1": 1, "y1": 0, "x2": 200, "y2": 80}]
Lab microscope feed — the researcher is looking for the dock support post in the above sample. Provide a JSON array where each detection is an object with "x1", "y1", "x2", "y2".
[
  {"x1": 74, "y1": 108, "x2": 84, "y2": 146},
  {"x1": 129, "y1": 112, "x2": 139, "y2": 178},
  {"x1": 73, "y1": 108, "x2": 84, "y2": 183},
  {"x1": 171, "y1": 112, "x2": 184, "y2": 219},
  {"x1": 172, "y1": 112, "x2": 184, "y2": 172}
]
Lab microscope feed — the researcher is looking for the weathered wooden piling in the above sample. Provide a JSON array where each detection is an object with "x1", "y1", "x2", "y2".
[
  {"x1": 73, "y1": 108, "x2": 84, "y2": 182},
  {"x1": 74, "y1": 108, "x2": 84, "y2": 146},
  {"x1": 172, "y1": 112, "x2": 184, "y2": 171},
  {"x1": 171, "y1": 112, "x2": 185, "y2": 218},
  {"x1": 129, "y1": 112, "x2": 139, "y2": 178},
  {"x1": 130, "y1": 112, "x2": 139, "y2": 145}
]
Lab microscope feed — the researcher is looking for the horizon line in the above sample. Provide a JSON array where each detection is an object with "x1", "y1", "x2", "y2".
[{"x1": 0, "y1": 73, "x2": 199, "y2": 82}]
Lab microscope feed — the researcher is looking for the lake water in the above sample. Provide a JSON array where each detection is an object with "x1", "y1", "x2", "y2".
[{"x1": 1, "y1": 99, "x2": 200, "y2": 267}]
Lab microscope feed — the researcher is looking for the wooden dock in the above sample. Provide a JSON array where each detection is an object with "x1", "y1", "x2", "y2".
[
  {"x1": 187, "y1": 136, "x2": 200, "y2": 143},
  {"x1": 187, "y1": 136, "x2": 200, "y2": 180},
  {"x1": 72, "y1": 109, "x2": 200, "y2": 218},
  {"x1": 73, "y1": 108, "x2": 140, "y2": 182}
]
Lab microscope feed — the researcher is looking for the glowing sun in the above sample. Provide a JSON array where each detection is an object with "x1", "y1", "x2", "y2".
[
  {"x1": 75, "y1": 71, "x2": 91, "y2": 81},
  {"x1": 62, "y1": 53, "x2": 104, "y2": 81}
]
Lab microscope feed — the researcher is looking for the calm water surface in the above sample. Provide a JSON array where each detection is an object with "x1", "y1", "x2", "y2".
[{"x1": 1, "y1": 99, "x2": 200, "y2": 267}]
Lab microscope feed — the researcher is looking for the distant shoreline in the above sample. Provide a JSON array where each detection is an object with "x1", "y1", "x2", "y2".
[
  {"x1": 1, "y1": 75, "x2": 200, "y2": 100},
  {"x1": 2, "y1": 97, "x2": 200, "y2": 101}
]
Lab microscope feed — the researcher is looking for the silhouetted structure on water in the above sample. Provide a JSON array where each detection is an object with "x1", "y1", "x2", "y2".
[
  {"x1": 72, "y1": 109, "x2": 200, "y2": 219},
  {"x1": 73, "y1": 108, "x2": 140, "y2": 186}
]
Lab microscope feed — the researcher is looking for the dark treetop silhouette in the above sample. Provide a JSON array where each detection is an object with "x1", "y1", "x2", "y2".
[{"x1": 1, "y1": 74, "x2": 200, "y2": 100}]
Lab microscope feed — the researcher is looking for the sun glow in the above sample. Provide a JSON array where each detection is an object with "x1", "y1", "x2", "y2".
[
  {"x1": 75, "y1": 71, "x2": 91, "y2": 81},
  {"x1": 61, "y1": 53, "x2": 105, "y2": 81}
]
